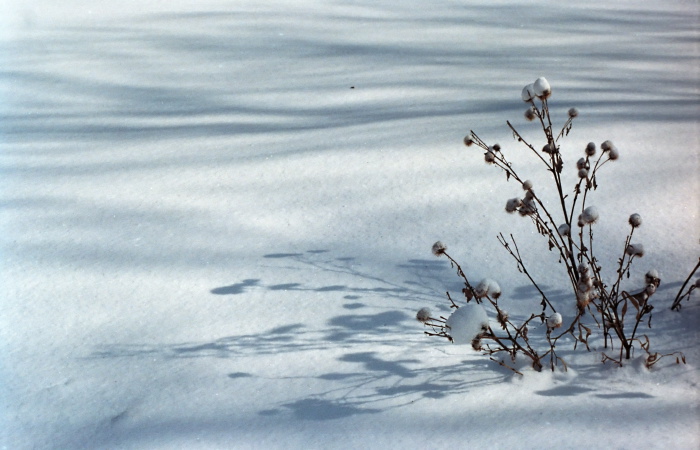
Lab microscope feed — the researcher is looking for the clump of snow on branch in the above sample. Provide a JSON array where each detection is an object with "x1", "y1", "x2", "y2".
[{"x1": 445, "y1": 303, "x2": 489, "y2": 345}]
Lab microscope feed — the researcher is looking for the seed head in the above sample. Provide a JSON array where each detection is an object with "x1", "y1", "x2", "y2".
[
  {"x1": 431, "y1": 241, "x2": 447, "y2": 257},
  {"x1": 522, "y1": 180, "x2": 533, "y2": 191},
  {"x1": 522, "y1": 84, "x2": 536, "y2": 102},
  {"x1": 629, "y1": 213, "x2": 642, "y2": 228},
  {"x1": 577, "y1": 290, "x2": 591, "y2": 309},
  {"x1": 576, "y1": 157, "x2": 587, "y2": 170},
  {"x1": 542, "y1": 144, "x2": 554, "y2": 154},
  {"x1": 578, "y1": 278, "x2": 593, "y2": 293},
  {"x1": 547, "y1": 312, "x2": 563, "y2": 329},
  {"x1": 524, "y1": 108, "x2": 537, "y2": 121},
  {"x1": 608, "y1": 146, "x2": 620, "y2": 160},
  {"x1": 567, "y1": 107, "x2": 579, "y2": 118},
  {"x1": 581, "y1": 206, "x2": 599, "y2": 224},
  {"x1": 601, "y1": 140, "x2": 613, "y2": 151},
  {"x1": 416, "y1": 307, "x2": 432, "y2": 323},
  {"x1": 578, "y1": 168, "x2": 589, "y2": 179},
  {"x1": 645, "y1": 269, "x2": 660, "y2": 286},
  {"x1": 492, "y1": 143, "x2": 501, "y2": 152},
  {"x1": 585, "y1": 142, "x2": 596, "y2": 156},
  {"x1": 558, "y1": 223, "x2": 571, "y2": 236},
  {"x1": 475, "y1": 278, "x2": 500, "y2": 299},
  {"x1": 488, "y1": 280, "x2": 502, "y2": 299},
  {"x1": 644, "y1": 283, "x2": 657, "y2": 296},
  {"x1": 463, "y1": 135, "x2": 474, "y2": 147},
  {"x1": 519, "y1": 198, "x2": 536, "y2": 216},
  {"x1": 496, "y1": 309, "x2": 509, "y2": 328},
  {"x1": 505, "y1": 197, "x2": 522, "y2": 213},
  {"x1": 533, "y1": 77, "x2": 551, "y2": 99},
  {"x1": 484, "y1": 150, "x2": 496, "y2": 164},
  {"x1": 625, "y1": 243, "x2": 645, "y2": 257}
]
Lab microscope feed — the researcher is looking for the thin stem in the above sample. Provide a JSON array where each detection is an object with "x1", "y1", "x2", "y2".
[{"x1": 671, "y1": 257, "x2": 700, "y2": 311}]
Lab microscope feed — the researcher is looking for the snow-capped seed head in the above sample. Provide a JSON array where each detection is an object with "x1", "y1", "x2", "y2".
[
  {"x1": 568, "y1": 107, "x2": 579, "y2": 118},
  {"x1": 581, "y1": 206, "x2": 599, "y2": 224},
  {"x1": 629, "y1": 213, "x2": 642, "y2": 228},
  {"x1": 608, "y1": 146, "x2": 620, "y2": 160},
  {"x1": 558, "y1": 223, "x2": 571, "y2": 236},
  {"x1": 488, "y1": 280, "x2": 502, "y2": 299},
  {"x1": 578, "y1": 168, "x2": 589, "y2": 179},
  {"x1": 492, "y1": 143, "x2": 501, "y2": 152},
  {"x1": 431, "y1": 241, "x2": 447, "y2": 257},
  {"x1": 496, "y1": 309, "x2": 509, "y2": 327},
  {"x1": 505, "y1": 197, "x2": 522, "y2": 213},
  {"x1": 445, "y1": 303, "x2": 489, "y2": 345},
  {"x1": 416, "y1": 307, "x2": 432, "y2": 323},
  {"x1": 547, "y1": 312, "x2": 563, "y2": 329},
  {"x1": 644, "y1": 283, "x2": 657, "y2": 296},
  {"x1": 524, "y1": 108, "x2": 537, "y2": 121},
  {"x1": 577, "y1": 214, "x2": 585, "y2": 227},
  {"x1": 522, "y1": 84, "x2": 536, "y2": 102},
  {"x1": 474, "y1": 278, "x2": 501, "y2": 299},
  {"x1": 474, "y1": 279, "x2": 491, "y2": 298},
  {"x1": 519, "y1": 198, "x2": 536, "y2": 216},
  {"x1": 578, "y1": 263, "x2": 589, "y2": 274},
  {"x1": 463, "y1": 135, "x2": 474, "y2": 147},
  {"x1": 576, "y1": 157, "x2": 587, "y2": 170},
  {"x1": 523, "y1": 189, "x2": 535, "y2": 201},
  {"x1": 577, "y1": 290, "x2": 592, "y2": 309},
  {"x1": 601, "y1": 140, "x2": 614, "y2": 151},
  {"x1": 645, "y1": 269, "x2": 660, "y2": 286},
  {"x1": 585, "y1": 142, "x2": 596, "y2": 156},
  {"x1": 578, "y1": 277, "x2": 593, "y2": 293},
  {"x1": 522, "y1": 180, "x2": 533, "y2": 191},
  {"x1": 484, "y1": 150, "x2": 496, "y2": 164},
  {"x1": 625, "y1": 243, "x2": 645, "y2": 257},
  {"x1": 533, "y1": 77, "x2": 551, "y2": 99}
]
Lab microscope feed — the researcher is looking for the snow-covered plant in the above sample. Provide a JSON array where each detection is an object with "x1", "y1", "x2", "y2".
[
  {"x1": 419, "y1": 78, "x2": 685, "y2": 371},
  {"x1": 419, "y1": 242, "x2": 560, "y2": 374},
  {"x1": 671, "y1": 257, "x2": 700, "y2": 311}
]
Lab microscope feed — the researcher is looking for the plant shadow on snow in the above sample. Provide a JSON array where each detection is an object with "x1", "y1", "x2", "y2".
[
  {"x1": 107, "y1": 249, "x2": 665, "y2": 422},
  {"x1": 257, "y1": 353, "x2": 509, "y2": 421},
  {"x1": 92, "y1": 249, "x2": 521, "y2": 419},
  {"x1": 92, "y1": 248, "x2": 695, "y2": 423}
]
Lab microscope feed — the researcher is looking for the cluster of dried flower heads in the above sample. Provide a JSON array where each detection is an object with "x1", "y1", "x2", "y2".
[{"x1": 417, "y1": 78, "x2": 686, "y2": 372}]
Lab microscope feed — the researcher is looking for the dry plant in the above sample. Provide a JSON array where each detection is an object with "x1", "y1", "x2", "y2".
[
  {"x1": 671, "y1": 257, "x2": 700, "y2": 311},
  {"x1": 417, "y1": 77, "x2": 685, "y2": 371}
]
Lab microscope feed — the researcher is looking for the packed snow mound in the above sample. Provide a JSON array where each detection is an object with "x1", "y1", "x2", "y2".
[{"x1": 445, "y1": 303, "x2": 489, "y2": 345}]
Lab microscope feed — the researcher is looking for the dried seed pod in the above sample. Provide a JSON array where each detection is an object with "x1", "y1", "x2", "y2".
[
  {"x1": 522, "y1": 84, "x2": 536, "y2": 102},
  {"x1": 416, "y1": 308, "x2": 432, "y2": 323},
  {"x1": 547, "y1": 313, "x2": 563, "y2": 329},
  {"x1": 431, "y1": 241, "x2": 447, "y2": 257},
  {"x1": 533, "y1": 77, "x2": 551, "y2": 99},
  {"x1": 629, "y1": 213, "x2": 642, "y2": 228},
  {"x1": 585, "y1": 142, "x2": 596, "y2": 156}
]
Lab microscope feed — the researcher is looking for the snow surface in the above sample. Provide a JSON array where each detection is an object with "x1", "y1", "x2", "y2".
[{"x1": 1, "y1": 0, "x2": 699, "y2": 448}]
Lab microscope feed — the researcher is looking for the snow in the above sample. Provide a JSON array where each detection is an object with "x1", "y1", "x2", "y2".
[
  {"x1": 533, "y1": 77, "x2": 552, "y2": 99},
  {"x1": 1, "y1": 0, "x2": 699, "y2": 448},
  {"x1": 445, "y1": 303, "x2": 489, "y2": 345},
  {"x1": 546, "y1": 312, "x2": 563, "y2": 329}
]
